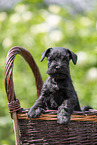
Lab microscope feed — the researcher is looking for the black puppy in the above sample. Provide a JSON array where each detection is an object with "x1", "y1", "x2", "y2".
[{"x1": 28, "y1": 47, "x2": 81, "y2": 124}]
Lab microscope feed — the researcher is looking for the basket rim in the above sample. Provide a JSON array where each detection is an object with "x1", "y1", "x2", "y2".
[{"x1": 17, "y1": 109, "x2": 97, "y2": 122}]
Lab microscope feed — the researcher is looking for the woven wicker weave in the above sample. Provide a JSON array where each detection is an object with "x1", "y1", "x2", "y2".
[{"x1": 5, "y1": 46, "x2": 97, "y2": 145}]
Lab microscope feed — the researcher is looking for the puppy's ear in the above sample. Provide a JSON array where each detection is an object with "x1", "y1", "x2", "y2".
[
  {"x1": 67, "y1": 49, "x2": 77, "y2": 65},
  {"x1": 41, "y1": 48, "x2": 52, "y2": 62}
]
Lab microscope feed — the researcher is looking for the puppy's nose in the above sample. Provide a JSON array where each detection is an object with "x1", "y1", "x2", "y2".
[{"x1": 56, "y1": 66, "x2": 60, "y2": 69}]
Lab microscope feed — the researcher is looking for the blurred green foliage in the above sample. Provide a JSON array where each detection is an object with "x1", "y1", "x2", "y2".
[{"x1": 0, "y1": 0, "x2": 97, "y2": 144}]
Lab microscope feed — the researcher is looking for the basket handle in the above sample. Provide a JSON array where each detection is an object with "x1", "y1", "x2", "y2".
[{"x1": 5, "y1": 46, "x2": 43, "y2": 113}]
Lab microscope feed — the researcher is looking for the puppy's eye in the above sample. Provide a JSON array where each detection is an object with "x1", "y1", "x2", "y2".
[
  {"x1": 62, "y1": 57, "x2": 66, "y2": 60},
  {"x1": 48, "y1": 57, "x2": 54, "y2": 61},
  {"x1": 62, "y1": 56, "x2": 69, "y2": 62}
]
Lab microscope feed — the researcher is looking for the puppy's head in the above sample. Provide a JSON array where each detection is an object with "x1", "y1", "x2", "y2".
[{"x1": 41, "y1": 47, "x2": 77, "y2": 79}]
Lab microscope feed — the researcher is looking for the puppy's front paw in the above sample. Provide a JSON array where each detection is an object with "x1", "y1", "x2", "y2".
[
  {"x1": 27, "y1": 107, "x2": 42, "y2": 118},
  {"x1": 57, "y1": 108, "x2": 70, "y2": 124}
]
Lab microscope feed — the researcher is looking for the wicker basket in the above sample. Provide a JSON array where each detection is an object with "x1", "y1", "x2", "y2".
[{"x1": 5, "y1": 46, "x2": 97, "y2": 145}]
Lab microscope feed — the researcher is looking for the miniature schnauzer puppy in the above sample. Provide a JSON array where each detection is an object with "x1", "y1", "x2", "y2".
[{"x1": 28, "y1": 47, "x2": 81, "y2": 124}]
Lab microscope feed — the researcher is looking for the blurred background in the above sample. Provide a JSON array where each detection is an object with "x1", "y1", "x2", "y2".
[{"x1": 0, "y1": 0, "x2": 97, "y2": 144}]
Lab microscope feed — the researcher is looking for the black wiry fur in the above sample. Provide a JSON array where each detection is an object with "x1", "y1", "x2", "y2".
[{"x1": 28, "y1": 47, "x2": 81, "y2": 124}]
